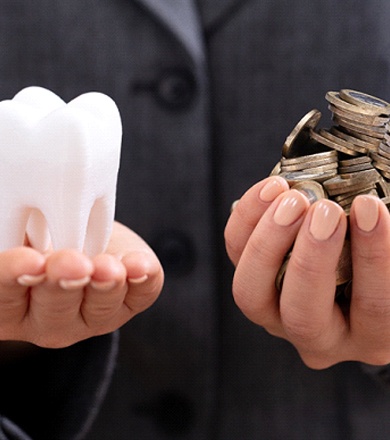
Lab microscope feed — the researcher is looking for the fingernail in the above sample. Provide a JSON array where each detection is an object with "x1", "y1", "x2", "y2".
[
  {"x1": 128, "y1": 274, "x2": 148, "y2": 284},
  {"x1": 309, "y1": 200, "x2": 343, "y2": 241},
  {"x1": 273, "y1": 191, "x2": 308, "y2": 226},
  {"x1": 59, "y1": 276, "x2": 91, "y2": 290},
  {"x1": 353, "y1": 195, "x2": 379, "y2": 232},
  {"x1": 90, "y1": 280, "x2": 117, "y2": 291},
  {"x1": 260, "y1": 177, "x2": 287, "y2": 202},
  {"x1": 17, "y1": 273, "x2": 46, "y2": 287},
  {"x1": 230, "y1": 199, "x2": 240, "y2": 213}
]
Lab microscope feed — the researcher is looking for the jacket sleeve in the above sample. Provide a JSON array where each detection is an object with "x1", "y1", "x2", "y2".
[
  {"x1": 0, "y1": 331, "x2": 119, "y2": 440},
  {"x1": 361, "y1": 362, "x2": 390, "y2": 388}
]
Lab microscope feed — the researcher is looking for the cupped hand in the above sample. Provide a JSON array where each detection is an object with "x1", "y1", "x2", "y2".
[
  {"x1": 0, "y1": 221, "x2": 164, "y2": 348},
  {"x1": 225, "y1": 176, "x2": 390, "y2": 369}
]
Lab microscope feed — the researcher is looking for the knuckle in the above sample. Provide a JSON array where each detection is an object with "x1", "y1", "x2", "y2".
[
  {"x1": 232, "y1": 277, "x2": 273, "y2": 327},
  {"x1": 354, "y1": 243, "x2": 390, "y2": 272},
  {"x1": 362, "y1": 352, "x2": 390, "y2": 366},
  {"x1": 288, "y1": 252, "x2": 330, "y2": 284},
  {"x1": 298, "y1": 352, "x2": 337, "y2": 370},
  {"x1": 354, "y1": 295, "x2": 390, "y2": 320},
  {"x1": 282, "y1": 309, "x2": 326, "y2": 346}
]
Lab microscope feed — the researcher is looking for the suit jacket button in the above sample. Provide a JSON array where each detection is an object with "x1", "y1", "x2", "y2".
[
  {"x1": 155, "y1": 68, "x2": 197, "y2": 110},
  {"x1": 152, "y1": 230, "x2": 196, "y2": 275}
]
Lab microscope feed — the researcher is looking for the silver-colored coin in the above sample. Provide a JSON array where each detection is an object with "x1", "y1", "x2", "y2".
[
  {"x1": 290, "y1": 180, "x2": 327, "y2": 204},
  {"x1": 280, "y1": 169, "x2": 338, "y2": 184}
]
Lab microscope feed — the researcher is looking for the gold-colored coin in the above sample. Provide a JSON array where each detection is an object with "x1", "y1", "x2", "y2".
[
  {"x1": 330, "y1": 126, "x2": 377, "y2": 151},
  {"x1": 310, "y1": 129, "x2": 360, "y2": 156},
  {"x1": 332, "y1": 116, "x2": 385, "y2": 139},
  {"x1": 339, "y1": 89, "x2": 390, "y2": 116},
  {"x1": 338, "y1": 162, "x2": 374, "y2": 174},
  {"x1": 282, "y1": 109, "x2": 322, "y2": 158},
  {"x1": 339, "y1": 156, "x2": 372, "y2": 167},
  {"x1": 319, "y1": 128, "x2": 368, "y2": 154},
  {"x1": 269, "y1": 161, "x2": 282, "y2": 176},
  {"x1": 269, "y1": 88, "x2": 390, "y2": 296},
  {"x1": 326, "y1": 91, "x2": 387, "y2": 117},
  {"x1": 336, "y1": 239, "x2": 352, "y2": 286},
  {"x1": 328, "y1": 104, "x2": 388, "y2": 127}
]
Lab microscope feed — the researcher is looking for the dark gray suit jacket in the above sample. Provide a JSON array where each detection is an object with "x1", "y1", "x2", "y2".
[{"x1": 2, "y1": 0, "x2": 390, "y2": 439}]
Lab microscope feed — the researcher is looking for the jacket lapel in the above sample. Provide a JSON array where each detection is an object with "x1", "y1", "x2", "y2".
[{"x1": 132, "y1": 0, "x2": 205, "y2": 65}]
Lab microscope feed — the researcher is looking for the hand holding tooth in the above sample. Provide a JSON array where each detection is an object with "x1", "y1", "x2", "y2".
[
  {"x1": 0, "y1": 221, "x2": 164, "y2": 348},
  {"x1": 0, "y1": 87, "x2": 164, "y2": 347}
]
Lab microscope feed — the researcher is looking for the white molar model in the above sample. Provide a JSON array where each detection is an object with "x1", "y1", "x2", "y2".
[{"x1": 0, "y1": 86, "x2": 122, "y2": 257}]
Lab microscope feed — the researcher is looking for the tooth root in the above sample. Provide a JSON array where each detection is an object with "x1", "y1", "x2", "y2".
[
  {"x1": 84, "y1": 197, "x2": 115, "y2": 257},
  {"x1": 0, "y1": 87, "x2": 122, "y2": 256},
  {"x1": 26, "y1": 209, "x2": 51, "y2": 252},
  {"x1": 0, "y1": 207, "x2": 30, "y2": 250}
]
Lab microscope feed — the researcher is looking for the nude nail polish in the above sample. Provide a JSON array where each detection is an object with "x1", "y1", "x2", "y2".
[
  {"x1": 90, "y1": 280, "x2": 117, "y2": 291},
  {"x1": 260, "y1": 177, "x2": 287, "y2": 203},
  {"x1": 17, "y1": 273, "x2": 46, "y2": 287},
  {"x1": 353, "y1": 195, "x2": 379, "y2": 232},
  {"x1": 59, "y1": 275, "x2": 91, "y2": 290},
  {"x1": 273, "y1": 191, "x2": 308, "y2": 226},
  {"x1": 128, "y1": 274, "x2": 148, "y2": 284},
  {"x1": 309, "y1": 200, "x2": 342, "y2": 241}
]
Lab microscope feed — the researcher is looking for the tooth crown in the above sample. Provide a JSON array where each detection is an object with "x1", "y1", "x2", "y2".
[{"x1": 0, "y1": 86, "x2": 123, "y2": 256}]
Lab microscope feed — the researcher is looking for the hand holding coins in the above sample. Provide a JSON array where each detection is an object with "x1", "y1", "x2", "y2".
[
  {"x1": 225, "y1": 89, "x2": 390, "y2": 367},
  {"x1": 271, "y1": 89, "x2": 390, "y2": 295}
]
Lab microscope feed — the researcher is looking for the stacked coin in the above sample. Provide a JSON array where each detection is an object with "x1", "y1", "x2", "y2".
[{"x1": 271, "y1": 89, "x2": 390, "y2": 295}]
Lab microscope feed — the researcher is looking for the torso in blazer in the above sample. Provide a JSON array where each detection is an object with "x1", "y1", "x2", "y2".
[{"x1": 2, "y1": 1, "x2": 390, "y2": 439}]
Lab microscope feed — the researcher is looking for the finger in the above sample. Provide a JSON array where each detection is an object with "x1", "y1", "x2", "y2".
[
  {"x1": 29, "y1": 250, "x2": 94, "y2": 335},
  {"x1": 280, "y1": 199, "x2": 348, "y2": 367},
  {"x1": 225, "y1": 176, "x2": 289, "y2": 266},
  {"x1": 0, "y1": 247, "x2": 46, "y2": 289},
  {"x1": 81, "y1": 254, "x2": 127, "y2": 328},
  {"x1": 0, "y1": 247, "x2": 45, "y2": 332},
  {"x1": 348, "y1": 195, "x2": 390, "y2": 363},
  {"x1": 121, "y1": 250, "x2": 164, "y2": 315},
  {"x1": 232, "y1": 189, "x2": 309, "y2": 333}
]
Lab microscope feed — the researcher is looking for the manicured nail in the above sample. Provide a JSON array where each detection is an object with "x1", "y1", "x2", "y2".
[
  {"x1": 128, "y1": 274, "x2": 148, "y2": 284},
  {"x1": 309, "y1": 200, "x2": 343, "y2": 241},
  {"x1": 353, "y1": 195, "x2": 379, "y2": 232},
  {"x1": 17, "y1": 273, "x2": 46, "y2": 287},
  {"x1": 230, "y1": 199, "x2": 240, "y2": 213},
  {"x1": 273, "y1": 191, "x2": 308, "y2": 226},
  {"x1": 90, "y1": 280, "x2": 117, "y2": 291},
  {"x1": 260, "y1": 177, "x2": 287, "y2": 203},
  {"x1": 59, "y1": 275, "x2": 91, "y2": 290}
]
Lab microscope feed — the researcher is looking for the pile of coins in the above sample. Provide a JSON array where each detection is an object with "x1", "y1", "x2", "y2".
[{"x1": 271, "y1": 89, "x2": 390, "y2": 294}]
